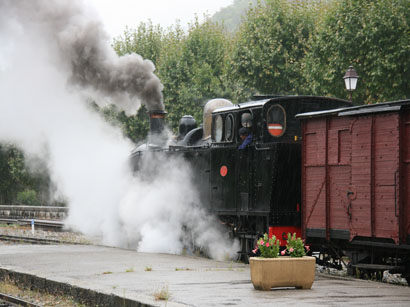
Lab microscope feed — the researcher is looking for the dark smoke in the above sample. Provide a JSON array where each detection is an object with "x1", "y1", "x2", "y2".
[{"x1": 0, "y1": 0, "x2": 164, "y2": 114}]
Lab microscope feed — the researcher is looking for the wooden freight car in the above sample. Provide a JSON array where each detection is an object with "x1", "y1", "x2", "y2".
[{"x1": 297, "y1": 99, "x2": 410, "y2": 282}]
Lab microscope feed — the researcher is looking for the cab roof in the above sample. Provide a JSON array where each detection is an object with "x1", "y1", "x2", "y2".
[{"x1": 212, "y1": 95, "x2": 351, "y2": 114}]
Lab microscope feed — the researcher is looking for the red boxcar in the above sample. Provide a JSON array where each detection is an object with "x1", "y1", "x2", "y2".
[{"x1": 298, "y1": 99, "x2": 410, "y2": 282}]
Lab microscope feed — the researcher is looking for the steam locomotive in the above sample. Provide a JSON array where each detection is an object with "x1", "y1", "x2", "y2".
[
  {"x1": 131, "y1": 95, "x2": 410, "y2": 283},
  {"x1": 131, "y1": 95, "x2": 351, "y2": 259}
]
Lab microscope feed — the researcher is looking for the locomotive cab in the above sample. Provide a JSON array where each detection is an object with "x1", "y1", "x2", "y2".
[
  {"x1": 207, "y1": 96, "x2": 352, "y2": 259},
  {"x1": 209, "y1": 98, "x2": 304, "y2": 246}
]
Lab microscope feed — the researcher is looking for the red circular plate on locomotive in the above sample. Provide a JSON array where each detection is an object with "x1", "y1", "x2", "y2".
[
  {"x1": 268, "y1": 123, "x2": 283, "y2": 136},
  {"x1": 220, "y1": 165, "x2": 228, "y2": 177}
]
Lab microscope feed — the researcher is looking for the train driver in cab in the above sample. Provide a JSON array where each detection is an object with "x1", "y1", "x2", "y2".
[
  {"x1": 238, "y1": 112, "x2": 253, "y2": 149},
  {"x1": 238, "y1": 127, "x2": 252, "y2": 149}
]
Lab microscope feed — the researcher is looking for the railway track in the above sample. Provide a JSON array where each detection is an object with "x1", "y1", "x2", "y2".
[
  {"x1": 0, "y1": 234, "x2": 75, "y2": 245},
  {"x1": 0, "y1": 292, "x2": 41, "y2": 307},
  {"x1": 0, "y1": 219, "x2": 64, "y2": 231},
  {"x1": 0, "y1": 232, "x2": 89, "y2": 245}
]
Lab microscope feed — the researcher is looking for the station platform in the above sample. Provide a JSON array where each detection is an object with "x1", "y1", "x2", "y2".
[{"x1": 0, "y1": 245, "x2": 409, "y2": 306}]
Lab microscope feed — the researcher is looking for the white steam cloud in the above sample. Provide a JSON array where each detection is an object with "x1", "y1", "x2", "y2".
[{"x1": 0, "y1": 0, "x2": 239, "y2": 260}]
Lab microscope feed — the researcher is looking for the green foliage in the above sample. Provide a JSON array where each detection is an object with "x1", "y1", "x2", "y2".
[
  {"x1": 0, "y1": 145, "x2": 26, "y2": 204},
  {"x1": 285, "y1": 233, "x2": 306, "y2": 257},
  {"x1": 112, "y1": 21, "x2": 164, "y2": 66},
  {"x1": 16, "y1": 189, "x2": 41, "y2": 206},
  {"x1": 158, "y1": 18, "x2": 233, "y2": 131},
  {"x1": 101, "y1": 104, "x2": 149, "y2": 142},
  {"x1": 229, "y1": 0, "x2": 315, "y2": 100},
  {"x1": 303, "y1": 0, "x2": 410, "y2": 104},
  {"x1": 256, "y1": 233, "x2": 280, "y2": 258},
  {"x1": 0, "y1": 144, "x2": 49, "y2": 205}
]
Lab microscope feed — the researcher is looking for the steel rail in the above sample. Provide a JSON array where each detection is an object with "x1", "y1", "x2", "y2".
[
  {"x1": 0, "y1": 219, "x2": 64, "y2": 231},
  {"x1": 0, "y1": 234, "x2": 84, "y2": 245},
  {"x1": 0, "y1": 292, "x2": 41, "y2": 307}
]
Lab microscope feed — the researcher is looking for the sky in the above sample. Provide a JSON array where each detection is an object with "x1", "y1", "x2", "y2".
[{"x1": 88, "y1": 0, "x2": 234, "y2": 39}]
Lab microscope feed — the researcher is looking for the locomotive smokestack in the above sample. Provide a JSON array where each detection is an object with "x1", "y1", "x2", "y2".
[
  {"x1": 148, "y1": 110, "x2": 167, "y2": 146},
  {"x1": 149, "y1": 110, "x2": 167, "y2": 134}
]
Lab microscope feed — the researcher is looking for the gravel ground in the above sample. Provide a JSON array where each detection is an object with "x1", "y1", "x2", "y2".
[
  {"x1": 0, "y1": 224, "x2": 101, "y2": 245},
  {"x1": 316, "y1": 263, "x2": 409, "y2": 286}
]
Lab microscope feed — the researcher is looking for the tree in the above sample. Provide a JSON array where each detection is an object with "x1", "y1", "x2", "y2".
[
  {"x1": 0, "y1": 144, "x2": 48, "y2": 205},
  {"x1": 158, "y1": 18, "x2": 233, "y2": 131},
  {"x1": 101, "y1": 104, "x2": 149, "y2": 142},
  {"x1": 303, "y1": 0, "x2": 410, "y2": 104},
  {"x1": 229, "y1": 0, "x2": 315, "y2": 100},
  {"x1": 112, "y1": 21, "x2": 164, "y2": 66},
  {"x1": 0, "y1": 144, "x2": 23, "y2": 204}
]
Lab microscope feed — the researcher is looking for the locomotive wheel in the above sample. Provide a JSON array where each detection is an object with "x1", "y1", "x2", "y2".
[
  {"x1": 239, "y1": 237, "x2": 249, "y2": 263},
  {"x1": 239, "y1": 236, "x2": 257, "y2": 264}
]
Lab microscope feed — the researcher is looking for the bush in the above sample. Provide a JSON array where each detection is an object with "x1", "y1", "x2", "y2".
[
  {"x1": 284, "y1": 232, "x2": 307, "y2": 257},
  {"x1": 16, "y1": 189, "x2": 41, "y2": 206},
  {"x1": 254, "y1": 233, "x2": 281, "y2": 258}
]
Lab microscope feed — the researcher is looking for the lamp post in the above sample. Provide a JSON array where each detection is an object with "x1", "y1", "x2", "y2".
[{"x1": 343, "y1": 66, "x2": 359, "y2": 101}]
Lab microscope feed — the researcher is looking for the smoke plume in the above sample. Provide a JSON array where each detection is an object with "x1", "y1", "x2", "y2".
[
  {"x1": 0, "y1": 0, "x2": 239, "y2": 260},
  {"x1": 0, "y1": 0, "x2": 163, "y2": 115}
]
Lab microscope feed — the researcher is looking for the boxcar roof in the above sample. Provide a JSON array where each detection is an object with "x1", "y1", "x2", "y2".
[{"x1": 296, "y1": 99, "x2": 410, "y2": 119}]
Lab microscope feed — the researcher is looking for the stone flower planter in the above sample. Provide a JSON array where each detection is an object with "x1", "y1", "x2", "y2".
[{"x1": 250, "y1": 256, "x2": 315, "y2": 290}]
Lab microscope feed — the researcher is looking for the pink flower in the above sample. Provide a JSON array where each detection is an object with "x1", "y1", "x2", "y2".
[
  {"x1": 266, "y1": 242, "x2": 270, "y2": 247},
  {"x1": 259, "y1": 240, "x2": 264, "y2": 245},
  {"x1": 281, "y1": 250, "x2": 286, "y2": 256},
  {"x1": 305, "y1": 245, "x2": 310, "y2": 251},
  {"x1": 252, "y1": 248, "x2": 258, "y2": 254},
  {"x1": 289, "y1": 247, "x2": 294, "y2": 253}
]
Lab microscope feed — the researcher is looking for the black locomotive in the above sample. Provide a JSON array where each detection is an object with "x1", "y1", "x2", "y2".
[{"x1": 131, "y1": 95, "x2": 351, "y2": 260}]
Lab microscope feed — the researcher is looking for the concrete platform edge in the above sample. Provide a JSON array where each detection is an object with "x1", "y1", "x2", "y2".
[{"x1": 0, "y1": 268, "x2": 153, "y2": 307}]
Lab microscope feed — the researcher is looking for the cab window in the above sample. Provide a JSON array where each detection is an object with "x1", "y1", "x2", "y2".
[
  {"x1": 213, "y1": 114, "x2": 223, "y2": 142},
  {"x1": 267, "y1": 104, "x2": 286, "y2": 137},
  {"x1": 224, "y1": 114, "x2": 234, "y2": 142}
]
